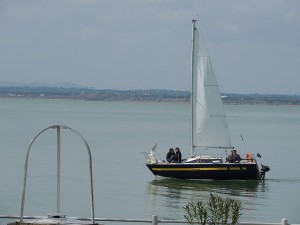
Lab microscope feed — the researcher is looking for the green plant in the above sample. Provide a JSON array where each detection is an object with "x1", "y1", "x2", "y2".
[
  {"x1": 184, "y1": 201, "x2": 207, "y2": 225},
  {"x1": 184, "y1": 193, "x2": 243, "y2": 225}
]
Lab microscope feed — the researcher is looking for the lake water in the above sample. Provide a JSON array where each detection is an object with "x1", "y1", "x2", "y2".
[{"x1": 0, "y1": 98, "x2": 299, "y2": 224}]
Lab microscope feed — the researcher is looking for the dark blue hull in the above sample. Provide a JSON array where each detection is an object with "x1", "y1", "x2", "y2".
[{"x1": 146, "y1": 163, "x2": 260, "y2": 180}]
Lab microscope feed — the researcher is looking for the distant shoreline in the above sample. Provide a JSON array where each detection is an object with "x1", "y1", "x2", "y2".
[{"x1": 0, "y1": 86, "x2": 300, "y2": 105}]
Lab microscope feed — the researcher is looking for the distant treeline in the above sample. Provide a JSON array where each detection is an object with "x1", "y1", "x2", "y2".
[{"x1": 1, "y1": 86, "x2": 300, "y2": 105}]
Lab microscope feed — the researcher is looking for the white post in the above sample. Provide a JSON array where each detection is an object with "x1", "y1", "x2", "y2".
[
  {"x1": 282, "y1": 218, "x2": 288, "y2": 225},
  {"x1": 152, "y1": 215, "x2": 158, "y2": 225},
  {"x1": 57, "y1": 126, "x2": 61, "y2": 214}
]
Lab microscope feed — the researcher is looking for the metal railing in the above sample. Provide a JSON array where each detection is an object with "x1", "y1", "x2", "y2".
[{"x1": 0, "y1": 215, "x2": 296, "y2": 225}]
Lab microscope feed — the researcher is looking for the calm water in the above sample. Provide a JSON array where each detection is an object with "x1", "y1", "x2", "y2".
[{"x1": 0, "y1": 98, "x2": 300, "y2": 224}]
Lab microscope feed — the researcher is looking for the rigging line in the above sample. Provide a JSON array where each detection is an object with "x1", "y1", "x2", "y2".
[
  {"x1": 225, "y1": 103, "x2": 247, "y2": 151},
  {"x1": 220, "y1": 94, "x2": 247, "y2": 150}
]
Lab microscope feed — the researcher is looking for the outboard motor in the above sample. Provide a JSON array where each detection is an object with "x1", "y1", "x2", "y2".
[{"x1": 260, "y1": 164, "x2": 270, "y2": 180}]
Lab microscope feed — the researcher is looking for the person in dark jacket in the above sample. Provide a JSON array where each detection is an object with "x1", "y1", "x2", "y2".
[
  {"x1": 175, "y1": 147, "x2": 182, "y2": 163},
  {"x1": 226, "y1": 149, "x2": 241, "y2": 163},
  {"x1": 166, "y1": 148, "x2": 175, "y2": 162}
]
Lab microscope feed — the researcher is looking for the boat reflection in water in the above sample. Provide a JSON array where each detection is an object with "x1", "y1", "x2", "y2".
[{"x1": 147, "y1": 178, "x2": 270, "y2": 220}]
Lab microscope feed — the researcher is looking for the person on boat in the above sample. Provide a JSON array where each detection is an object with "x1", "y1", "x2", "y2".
[
  {"x1": 226, "y1": 149, "x2": 241, "y2": 163},
  {"x1": 166, "y1": 148, "x2": 175, "y2": 162},
  {"x1": 175, "y1": 147, "x2": 182, "y2": 163}
]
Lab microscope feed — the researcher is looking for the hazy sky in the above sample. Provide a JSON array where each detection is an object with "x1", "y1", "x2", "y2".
[{"x1": 1, "y1": 0, "x2": 299, "y2": 94}]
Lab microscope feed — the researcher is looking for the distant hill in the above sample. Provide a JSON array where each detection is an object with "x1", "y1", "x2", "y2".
[
  {"x1": 0, "y1": 81, "x2": 86, "y2": 88},
  {"x1": 0, "y1": 85, "x2": 299, "y2": 105}
]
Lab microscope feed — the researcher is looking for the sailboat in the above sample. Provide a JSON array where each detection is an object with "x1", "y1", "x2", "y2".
[{"x1": 145, "y1": 20, "x2": 270, "y2": 180}]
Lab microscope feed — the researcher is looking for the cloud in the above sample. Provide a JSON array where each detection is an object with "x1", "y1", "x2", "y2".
[{"x1": 0, "y1": 0, "x2": 300, "y2": 94}]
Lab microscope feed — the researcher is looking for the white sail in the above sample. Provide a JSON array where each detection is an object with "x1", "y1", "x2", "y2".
[{"x1": 192, "y1": 26, "x2": 232, "y2": 149}]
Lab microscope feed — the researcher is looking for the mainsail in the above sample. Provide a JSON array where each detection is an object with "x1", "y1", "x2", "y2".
[{"x1": 191, "y1": 22, "x2": 232, "y2": 151}]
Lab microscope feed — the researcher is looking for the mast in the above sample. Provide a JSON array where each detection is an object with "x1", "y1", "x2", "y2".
[{"x1": 190, "y1": 19, "x2": 197, "y2": 156}]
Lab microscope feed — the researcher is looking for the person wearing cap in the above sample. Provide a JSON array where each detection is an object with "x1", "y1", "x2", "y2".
[{"x1": 226, "y1": 149, "x2": 241, "y2": 163}]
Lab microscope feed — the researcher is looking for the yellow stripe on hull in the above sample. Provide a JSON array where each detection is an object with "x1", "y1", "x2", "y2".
[{"x1": 152, "y1": 167, "x2": 247, "y2": 172}]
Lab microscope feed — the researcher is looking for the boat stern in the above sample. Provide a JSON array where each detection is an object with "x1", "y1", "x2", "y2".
[{"x1": 259, "y1": 164, "x2": 270, "y2": 179}]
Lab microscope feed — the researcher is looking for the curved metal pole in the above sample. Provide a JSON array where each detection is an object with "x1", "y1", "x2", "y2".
[
  {"x1": 20, "y1": 125, "x2": 95, "y2": 224},
  {"x1": 20, "y1": 125, "x2": 58, "y2": 222},
  {"x1": 60, "y1": 125, "x2": 95, "y2": 224}
]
